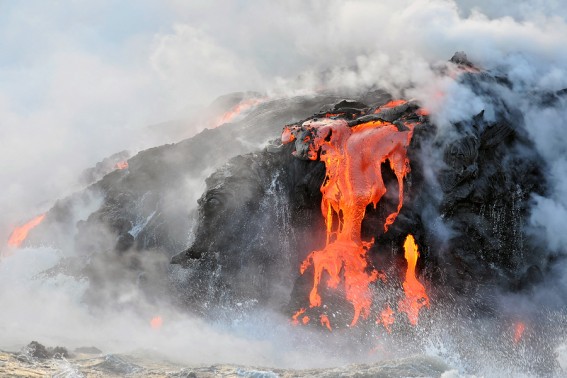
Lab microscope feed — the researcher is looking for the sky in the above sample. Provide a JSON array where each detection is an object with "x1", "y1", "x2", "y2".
[{"x1": 1, "y1": 0, "x2": 566, "y2": 237}]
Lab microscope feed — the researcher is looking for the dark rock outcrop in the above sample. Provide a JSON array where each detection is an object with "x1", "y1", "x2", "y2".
[
  {"x1": 19, "y1": 341, "x2": 69, "y2": 360},
  {"x1": 172, "y1": 69, "x2": 549, "y2": 317}
]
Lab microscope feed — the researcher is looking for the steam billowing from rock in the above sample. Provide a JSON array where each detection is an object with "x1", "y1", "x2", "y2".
[{"x1": 2, "y1": 1, "x2": 567, "y2": 376}]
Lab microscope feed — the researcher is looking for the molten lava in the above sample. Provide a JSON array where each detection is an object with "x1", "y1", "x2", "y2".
[
  {"x1": 7, "y1": 214, "x2": 46, "y2": 248},
  {"x1": 320, "y1": 315, "x2": 332, "y2": 331},
  {"x1": 215, "y1": 98, "x2": 264, "y2": 127},
  {"x1": 375, "y1": 99, "x2": 407, "y2": 111},
  {"x1": 324, "y1": 112, "x2": 346, "y2": 118},
  {"x1": 378, "y1": 305, "x2": 395, "y2": 333},
  {"x1": 292, "y1": 308, "x2": 307, "y2": 326},
  {"x1": 284, "y1": 115, "x2": 415, "y2": 327},
  {"x1": 415, "y1": 108, "x2": 429, "y2": 117},
  {"x1": 513, "y1": 321, "x2": 526, "y2": 343},
  {"x1": 114, "y1": 161, "x2": 128, "y2": 170},
  {"x1": 398, "y1": 234, "x2": 430, "y2": 326},
  {"x1": 150, "y1": 316, "x2": 163, "y2": 329}
]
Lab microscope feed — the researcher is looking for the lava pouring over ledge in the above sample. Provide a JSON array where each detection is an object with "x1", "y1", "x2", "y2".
[
  {"x1": 283, "y1": 103, "x2": 430, "y2": 328},
  {"x1": 398, "y1": 234, "x2": 430, "y2": 326},
  {"x1": 7, "y1": 214, "x2": 46, "y2": 248}
]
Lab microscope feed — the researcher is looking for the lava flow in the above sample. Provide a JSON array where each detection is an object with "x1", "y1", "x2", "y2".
[
  {"x1": 215, "y1": 97, "x2": 265, "y2": 127},
  {"x1": 291, "y1": 308, "x2": 310, "y2": 326},
  {"x1": 284, "y1": 111, "x2": 418, "y2": 327},
  {"x1": 114, "y1": 160, "x2": 129, "y2": 170},
  {"x1": 150, "y1": 316, "x2": 163, "y2": 330},
  {"x1": 398, "y1": 234, "x2": 430, "y2": 325},
  {"x1": 7, "y1": 214, "x2": 46, "y2": 248}
]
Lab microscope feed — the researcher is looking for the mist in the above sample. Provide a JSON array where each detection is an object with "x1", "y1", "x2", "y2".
[
  {"x1": 2, "y1": 0, "x2": 567, "y2": 376},
  {"x1": 3, "y1": 0, "x2": 566, "y2": 227}
]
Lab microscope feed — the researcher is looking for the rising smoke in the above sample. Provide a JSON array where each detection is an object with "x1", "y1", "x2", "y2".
[{"x1": 2, "y1": 0, "x2": 567, "y2": 375}]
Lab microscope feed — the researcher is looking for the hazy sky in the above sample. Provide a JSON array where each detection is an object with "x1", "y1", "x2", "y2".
[{"x1": 1, "y1": 0, "x2": 566, "y2": 236}]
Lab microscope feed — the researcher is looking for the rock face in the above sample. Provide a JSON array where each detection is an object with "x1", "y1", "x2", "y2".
[
  {"x1": 422, "y1": 71, "x2": 546, "y2": 303},
  {"x1": 22, "y1": 93, "x2": 357, "y2": 310}
]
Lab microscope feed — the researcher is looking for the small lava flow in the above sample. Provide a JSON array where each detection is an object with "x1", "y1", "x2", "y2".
[{"x1": 7, "y1": 214, "x2": 46, "y2": 249}]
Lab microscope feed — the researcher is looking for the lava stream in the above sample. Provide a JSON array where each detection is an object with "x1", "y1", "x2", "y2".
[
  {"x1": 283, "y1": 116, "x2": 414, "y2": 327},
  {"x1": 7, "y1": 214, "x2": 46, "y2": 248},
  {"x1": 215, "y1": 97, "x2": 264, "y2": 127},
  {"x1": 378, "y1": 305, "x2": 395, "y2": 333}
]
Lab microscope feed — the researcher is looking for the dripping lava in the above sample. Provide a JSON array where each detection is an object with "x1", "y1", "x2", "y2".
[{"x1": 283, "y1": 99, "x2": 430, "y2": 330}]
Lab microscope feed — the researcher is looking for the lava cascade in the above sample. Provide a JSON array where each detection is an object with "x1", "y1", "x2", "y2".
[
  {"x1": 398, "y1": 234, "x2": 430, "y2": 326},
  {"x1": 283, "y1": 106, "x2": 430, "y2": 328},
  {"x1": 7, "y1": 214, "x2": 46, "y2": 248}
]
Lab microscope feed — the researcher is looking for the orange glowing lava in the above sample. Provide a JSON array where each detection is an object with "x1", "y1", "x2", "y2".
[
  {"x1": 415, "y1": 108, "x2": 429, "y2": 117},
  {"x1": 7, "y1": 214, "x2": 46, "y2": 248},
  {"x1": 215, "y1": 98, "x2": 264, "y2": 127},
  {"x1": 513, "y1": 322, "x2": 526, "y2": 343},
  {"x1": 292, "y1": 308, "x2": 306, "y2": 326},
  {"x1": 378, "y1": 305, "x2": 395, "y2": 333},
  {"x1": 150, "y1": 316, "x2": 163, "y2": 329},
  {"x1": 114, "y1": 161, "x2": 128, "y2": 170},
  {"x1": 376, "y1": 99, "x2": 407, "y2": 111},
  {"x1": 320, "y1": 315, "x2": 332, "y2": 331},
  {"x1": 398, "y1": 234, "x2": 430, "y2": 325},
  {"x1": 284, "y1": 115, "x2": 414, "y2": 327},
  {"x1": 324, "y1": 112, "x2": 346, "y2": 118}
]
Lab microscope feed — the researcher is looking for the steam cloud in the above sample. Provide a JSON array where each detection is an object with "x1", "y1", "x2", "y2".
[{"x1": 1, "y1": 0, "x2": 567, "y2": 374}]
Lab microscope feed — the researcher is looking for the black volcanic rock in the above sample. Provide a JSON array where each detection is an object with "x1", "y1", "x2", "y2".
[
  {"x1": 22, "y1": 93, "x2": 356, "y2": 310},
  {"x1": 20, "y1": 342, "x2": 69, "y2": 360}
]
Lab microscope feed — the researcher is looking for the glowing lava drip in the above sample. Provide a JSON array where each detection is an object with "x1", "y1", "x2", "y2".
[
  {"x1": 7, "y1": 214, "x2": 46, "y2": 248},
  {"x1": 283, "y1": 114, "x2": 424, "y2": 327},
  {"x1": 398, "y1": 234, "x2": 430, "y2": 326}
]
